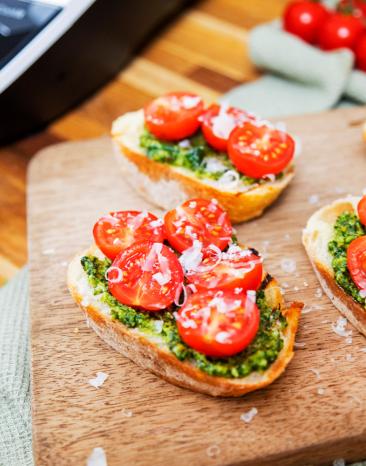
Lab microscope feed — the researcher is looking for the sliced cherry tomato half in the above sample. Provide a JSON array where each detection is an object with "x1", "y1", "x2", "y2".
[
  {"x1": 164, "y1": 198, "x2": 232, "y2": 254},
  {"x1": 144, "y1": 91, "x2": 204, "y2": 141},
  {"x1": 186, "y1": 245, "x2": 263, "y2": 292},
  {"x1": 347, "y1": 236, "x2": 366, "y2": 292},
  {"x1": 200, "y1": 104, "x2": 255, "y2": 152},
  {"x1": 93, "y1": 211, "x2": 164, "y2": 260},
  {"x1": 176, "y1": 289, "x2": 260, "y2": 358},
  {"x1": 108, "y1": 241, "x2": 184, "y2": 311},
  {"x1": 228, "y1": 122, "x2": 295, "y2": 178},
  {"x1": 358, "y1": 195, "x2": 366, "y2": 226}
]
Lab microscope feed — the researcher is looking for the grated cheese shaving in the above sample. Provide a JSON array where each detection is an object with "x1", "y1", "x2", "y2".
[{"x1": 331, "y1": 317, "x2": 352, "y2": 338}]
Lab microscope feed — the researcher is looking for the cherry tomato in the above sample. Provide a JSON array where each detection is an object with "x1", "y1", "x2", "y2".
[
  {"x1": 318, "y1": 13, "x2": 364, "y2": 51},
  {"x1": 355, "y1": 34, "x2": 366, "y2": 71},
  {"x1": 200, "y1": 104, "x2": 255, "y2": 152},
  {"x1": 283, "y1": 0, "x2": 330, "y2": 44},
  {"x1": 93, "y1": 211, "x2": 164, "y2": 260},
  {"x1": 176, "y1": 289, "x2": 260, "y2": 357},
  {"x1": 357, "y1": 195, "x2": 366, "y2": 225},
  {"x1": 164, "y1": 198, "x2": 232, "y2": 254},
  {"x1": 144, "y1": 91, "x2": 204, "y2": 141},
  {"x1": 186, "y1": 245, "x2": 263, "y2": 292},
  {"x1": 227, "y1": 122, "x2": 295, "y2": 178},
  {"x1": 347, "y1": 236, "x2": 366, "y2": 291},
  {"x1": 107, "y1": 241, "x2": 184, "y2": 311}
]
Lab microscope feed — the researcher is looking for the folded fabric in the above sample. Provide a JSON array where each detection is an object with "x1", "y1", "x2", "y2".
[
  {"x1": 0, "y1": 267, "x2": 33, "y2": 466},
  {"x1": 223, "y1": 21, "x2": 366, "y2": 118}
]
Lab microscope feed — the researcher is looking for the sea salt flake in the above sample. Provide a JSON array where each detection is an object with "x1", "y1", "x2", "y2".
[
  {"x1": 317, "y1": 388, "x2": 325, "y2": 396},
  {"x1": 345, "y1": 336, "x2": 353, "y2": 345},
  {"x1": 206, "y1": 444, "x2": 220, "y2": 458},
  {"x1": 87, "y1": 447, "x2": 108, "y2": 466},
  {"x1": 240, "y1": 407, "x2": 258, "y2": 423},
  {"x1": 314, "y1": 288, "x2": 323, "y2": 299},
  {"x1": 88, "y1": 372, "x2": 108, "y2": 389},
  {"x1": 281, "y1": 258, "x2": 296, "y2": 274}
]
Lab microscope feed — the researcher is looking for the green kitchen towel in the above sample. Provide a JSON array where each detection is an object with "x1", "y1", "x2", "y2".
[
  {"x1": 0, "y1": 267, "x2": 33, "y2": 466},
  {"x1": 223, "y1": 21, "x2": 366, "y2": 118}
]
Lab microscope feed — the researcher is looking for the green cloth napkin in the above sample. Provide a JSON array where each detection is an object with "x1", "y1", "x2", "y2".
[
  {"x1": 0, "y1": 267, "x2": 33, "y2": 466},
  {"x1": 223, "y1": 21, "x2": 366, "y2": 118}
]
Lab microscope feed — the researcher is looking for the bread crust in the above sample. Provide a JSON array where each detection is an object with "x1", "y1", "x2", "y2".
[
  {"x1": 67, "y1": 247, "x2": 302, "y2": 397},
  {"x1": 302, "y1": 197, "x2": 366, "y2": 336},
  {"x1": 111, "y1": 111, "x2": 295, "y2": 224}
]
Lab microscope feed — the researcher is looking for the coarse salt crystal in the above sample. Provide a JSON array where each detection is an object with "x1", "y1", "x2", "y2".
[
  {"x1": 42, "y1": 248, "x2": 55, "y2": 255},
  {"x1": 87, "y1": 447, "x2": 108, "y2": 466},
  {"x1": 308, "y1": 194, "x2": 319, "y2": 205},
  {"x1": 88, "y1": 372, "x2": 108, "y2": 389},
  {"x1": 206, "y1": 445, "x2": 221, "y2": 458},
  {"x1": 280, "y1": 258, "x2": 297, "y2": 274},
  {"x1": 332, "y1": 317, "x2": 352, "y2": 338},
  {"x1": 345, "y1": 336, "x2": 353, "y2": 345},
  {"x1": 317, "y1": 388, "x2": 325, "y2": 396},
  {"x1": 309, "y1": 368, "x2": 320, "y2": 380},
  {"x1": 314, "y1": 288, "x2": 323, "y2": 299},
  {"x1": 240, "y1": 407, "x2": 258, "y2": 423},
  {"x1": 121, "y1": 408, "x2": 133, "y2": 418}
]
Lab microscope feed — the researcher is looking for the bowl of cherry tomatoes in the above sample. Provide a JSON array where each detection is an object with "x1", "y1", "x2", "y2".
[{"x1": 283, "y1": 0, "x2": 366, "y2": 71}]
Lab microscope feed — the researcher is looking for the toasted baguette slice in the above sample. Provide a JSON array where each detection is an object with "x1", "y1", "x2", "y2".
[
  {"x1": 111, "y1": 110, "x2": 295, "y2": 224},
  {"x1": 67, "y1": 245, "x2": 302, "y2": 397},
  {"x1": 302, "y1": 196, "x2": 366, "y2": 336}
]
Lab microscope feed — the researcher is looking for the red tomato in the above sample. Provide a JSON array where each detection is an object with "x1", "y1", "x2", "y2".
[
  {"x1": 347, "y1": 236, "x2": 366, "y2": 291},
  {"x1": 176, "y1": 289, "x2": 260, "y2": 357},
  {"x1": 164, "y1": 198, "x2": 232, "y2": 254},
  {"x1": 357, "y1": 195, "x2": 366, "y2": 225},
  {"x1": 200, "y1": 104, "x2": 255, "y2": 152},
  {"x1": 227, "y1": 122, "x2": 295, "y2": 178},
  {"x1": 144, "y1": 91, "x2": 204, "y2": 141},
  {"x1": 318, "y1": 13, "x2": 364, "y2": 51},
  {"x1": 355, "y1": 34, "x2": 366, "y2": 71},
  {"x1": 283, "y1": 0, "x2": 330, "y2": 44},
  {"x1": 186, "y1": 245, "x2": 263, "y2": 292},
  {"x1": 93, "y1": 211, "x2": 164, "y2": 260},
  {"x1": 107, "y1": 241, "x2": 184, "y2": 311}
]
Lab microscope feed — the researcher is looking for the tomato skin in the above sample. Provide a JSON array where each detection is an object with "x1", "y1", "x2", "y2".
[
  {"x1": 227, "y1": 122, "x2": 295, "y2": 178},
  {"x1": 200, "y1": 104, "x2": 255, "y2": 152},
  {"x1": 108, "y1": 241, "x2": 184, "y2": 311},
  {"x1": 357, "y1": 195, "x2": 366, "y2": 226},
  {"x1": 144, "y1": 91, "x2": 204, "y2": 141},
  {"x1": 93, "y1": 211, "x2": 164, "y2": 260},
  {"x1": 176, "y1": 289, "x2": 260, "y2": 358},
  {"x1": 186, "y1": 246, "x2": 263, "y2": 292},
  {"x1": 355, "y1": 34, "x2": 366, "y2": 71},
  {"x1": 283, "y1": 1, "x2": 330, "y2": 44},
  {"x1": 347, "y1": 236, "x2": 366, "y2": 291},
  {"x1": 164, "y1": 198, "x2": 232, "y2": 254},
  {"x1": 318, "y1": 13, "x2": 364, "y2": 51}
]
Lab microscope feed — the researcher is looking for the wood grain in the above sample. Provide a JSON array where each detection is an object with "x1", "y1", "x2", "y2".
[
  {"x1": 0, "y1": 0, "x2": 291, "y2": 284},
  {"x1": 29, "y1": 106, "x2": 366, "y2": 466}
]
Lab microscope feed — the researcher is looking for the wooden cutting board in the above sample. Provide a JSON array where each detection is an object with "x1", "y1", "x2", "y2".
[{"x1": 28, "y1": 106, "x2": 366, "y2": 466}]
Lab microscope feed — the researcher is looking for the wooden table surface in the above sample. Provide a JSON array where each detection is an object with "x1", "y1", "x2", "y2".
[{"x1": 0, "y1": 0, "x2": 289, "y2": 285}]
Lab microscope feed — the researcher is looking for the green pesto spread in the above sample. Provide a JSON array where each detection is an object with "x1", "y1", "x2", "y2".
[
  {"x1": 328, "y1": 212, "x2": 366, "y2": 307},
  {"x1": 139, "y1": 129, "x2": 284, "y2": 186},
  {"x1": 81, "y1": 255, "x2": 287, "y2": 379}
]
